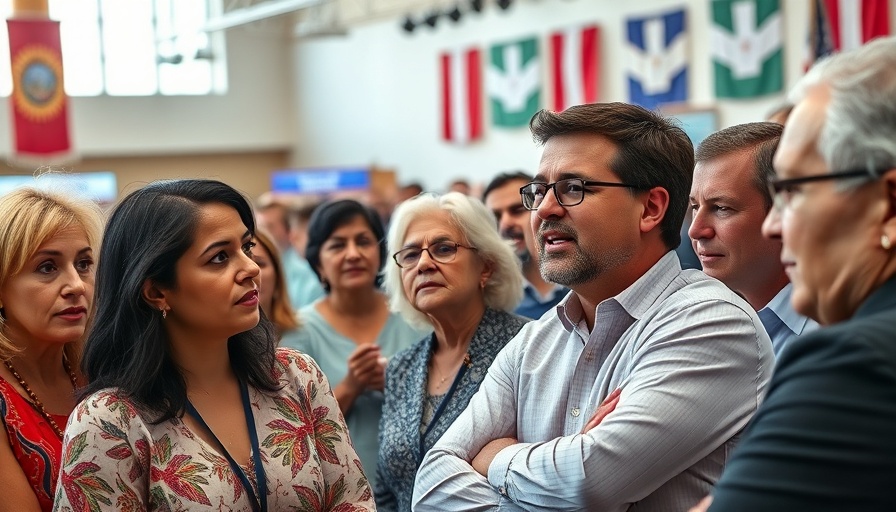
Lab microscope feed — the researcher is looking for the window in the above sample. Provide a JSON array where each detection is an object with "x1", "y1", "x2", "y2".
[{"x1": 0, "y1": 0, "x2": 226, "y2": 96}]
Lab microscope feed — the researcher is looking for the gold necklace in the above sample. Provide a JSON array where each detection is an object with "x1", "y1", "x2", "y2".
[
  {"x1": 430, "y1": 352, "x2": 471, "y2": 391},
  {"x1": 4, "y1": 355, "x2": 78, "y2": 439}
]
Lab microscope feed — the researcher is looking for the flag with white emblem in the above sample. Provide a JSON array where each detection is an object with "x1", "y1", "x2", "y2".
[
  {"x1": 625, "y1": 8, "x2": 688, "y2": 110},
  {"x1": 711, "y1": 0, "x2": 783, "y2": 98},
  {"x1": 487, "y1": 36, "x2": 540, "y2": 127}
]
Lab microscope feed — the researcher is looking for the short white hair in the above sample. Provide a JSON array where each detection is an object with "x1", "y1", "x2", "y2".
[
  {"x1": 790, "y1": 36, "x2": 896, "y2": 188},
  {"x1": 384, "y1": 192, "x2": 523, "y2": 329}
]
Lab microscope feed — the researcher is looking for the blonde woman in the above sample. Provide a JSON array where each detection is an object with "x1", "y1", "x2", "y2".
[{"x1": 0, "y1": 187, "x2": 102, "y2": 512}]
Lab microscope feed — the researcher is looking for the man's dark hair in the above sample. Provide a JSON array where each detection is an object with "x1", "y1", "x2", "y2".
[
  {"x1": 529, "y1": 102, "x2": 694, "y2": 249},
  {"x1": 695, "y1": 122, "x2": 783, "y2": 211},
  {"x1": 82, "y1": 179, "x2": 280, "y2": 423},
  {"x1": 482, "y1": 171, "x2": 534, "y2": 201}
]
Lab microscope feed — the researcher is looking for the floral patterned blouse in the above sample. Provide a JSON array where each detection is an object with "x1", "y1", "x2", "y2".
[
  {"x1": 375, "y1": 308, "x2": 529, "y2": 512},
  {"x1": 52, "y1": 349, "x2": 375, "y2": 511}
]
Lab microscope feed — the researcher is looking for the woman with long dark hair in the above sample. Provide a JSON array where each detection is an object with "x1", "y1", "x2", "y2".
[{"x1": 53, "y1": 180, "x2": 373, "y2": 511}]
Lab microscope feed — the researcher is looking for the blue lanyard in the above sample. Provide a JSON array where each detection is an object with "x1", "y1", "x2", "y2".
[{"x1": 186, "y1": 380, "x2": 267, "y2": 512}]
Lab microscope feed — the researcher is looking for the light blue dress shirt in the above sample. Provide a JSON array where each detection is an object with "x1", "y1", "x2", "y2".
[{"x1": 758, "y1": 283, "x2": 819, "y2": 358}]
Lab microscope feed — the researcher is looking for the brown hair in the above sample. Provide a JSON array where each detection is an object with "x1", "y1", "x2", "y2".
[
  {"x1": 529, "y1": 102, "x2": 694, "y2": 249},
  {"x1": 695, "y1": 122, "x2": 783, "y2": 210}
]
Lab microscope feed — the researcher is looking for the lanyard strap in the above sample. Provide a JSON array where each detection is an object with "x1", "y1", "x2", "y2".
[
  {"x1": 186, "y1": 380, "x2": 267, "y2": 512},
  {"x1": 418, "y1": 354, "x2": 471, "y2": 464}
]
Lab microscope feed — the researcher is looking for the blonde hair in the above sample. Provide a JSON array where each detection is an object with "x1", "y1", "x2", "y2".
[
  {"x1": 384, "y1": 192, "x2": 523, "y2": 329},
  {"x1": 0, "y1": 186, "x2": 104, "y2": 359},
  {"x1": 253, "y1": 229, "x2": 300, "y2": 334}
]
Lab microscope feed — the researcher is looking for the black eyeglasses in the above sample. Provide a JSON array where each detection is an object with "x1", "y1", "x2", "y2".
[
  {"x1": 768, "y1": 168, "x2": 882, "y2": 211},
  {"x1": 392, "y1": 241, "x2": 476, "y2": 269},
  {"x1": 519, "y1": 178, "x2": 643, "y2": 210}
]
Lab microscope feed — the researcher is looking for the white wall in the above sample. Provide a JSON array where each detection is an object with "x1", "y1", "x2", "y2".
[
  {"x1": 0, "y1": 23, "x2": 296, "y2": 159},
  {"x1": 290, "y1": 0, "x2": 814, "y2": 190}
]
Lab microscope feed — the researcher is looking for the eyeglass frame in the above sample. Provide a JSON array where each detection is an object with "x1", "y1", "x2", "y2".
[
  {"x1": 519, "y1": 177, "x2": 646, "y2": 211},
  {"x1": 768, "y1": 168, "x2": 883, "y2": 211},
  {"x1": 392, "y1": 241, "x2": 477, "y2": 269}
]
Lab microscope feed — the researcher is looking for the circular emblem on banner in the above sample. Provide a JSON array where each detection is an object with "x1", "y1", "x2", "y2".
[{"x1": 11, "y1": 45, "x2": 65, "y2": 122}]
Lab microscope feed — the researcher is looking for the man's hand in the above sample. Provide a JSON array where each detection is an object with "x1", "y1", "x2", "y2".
[
  {"x1": 689, "y1": 495, "x2": 712, "y2": 512},
  {"x1": 471, "y1": 437, "x2": 518, "y2": 477},
  {"x1": 581, "y1": 388, "x2": 622, "y2": 434}
]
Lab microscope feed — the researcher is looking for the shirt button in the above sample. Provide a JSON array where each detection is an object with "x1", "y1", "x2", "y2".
[{"x1": 571, "y1": 407, "x2": 580, "y2": 417}]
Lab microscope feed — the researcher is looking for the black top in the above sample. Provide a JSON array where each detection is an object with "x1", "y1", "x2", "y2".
[{"x1": 709, "y1": 276, "x2": 896, "y2": 511}]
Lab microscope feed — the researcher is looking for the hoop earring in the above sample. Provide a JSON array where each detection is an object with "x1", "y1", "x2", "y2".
[{"x1": 883, "y1": 234, "x2": 892, "y2": 251}]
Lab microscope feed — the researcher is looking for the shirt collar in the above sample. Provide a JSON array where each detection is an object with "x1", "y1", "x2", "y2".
[
  {"x1": 761, "y1": 283, "x2": 810, "y2": 335},
  {"x1": 556, "y1": 251, "x2": 682, "y2": 332}
]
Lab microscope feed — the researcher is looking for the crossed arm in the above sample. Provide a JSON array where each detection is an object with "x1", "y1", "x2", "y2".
[{"x1": 413, "y1": 302, "x2": 770, "y2": 511}]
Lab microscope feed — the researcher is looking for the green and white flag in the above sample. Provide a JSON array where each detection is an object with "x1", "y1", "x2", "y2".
[
  {"x1": 710, "y1": 0, "x2": 782, "y2": 98},
  {"x1": 488, "y1": 36, "x2": 540, "y2": 127}
]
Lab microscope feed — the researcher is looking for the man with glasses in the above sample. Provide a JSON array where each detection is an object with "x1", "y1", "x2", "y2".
[
  {"x1": 689, "y1": 122, "x2": 817, "y2": 357},
  {"x1": 483, "y1": 171, "x2": 567, "y2": 320},
  {"x1": 414, "y1": 102, "x2": 773, "y2": 511}
]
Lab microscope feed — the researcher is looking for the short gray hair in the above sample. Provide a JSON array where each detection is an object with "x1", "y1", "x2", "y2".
[
  {"x1": 790, "y1": 36, "x2": 896, "y2": 188},
  {"x1": 384, "y1": 192, "x2": 523, "y2": 329}
]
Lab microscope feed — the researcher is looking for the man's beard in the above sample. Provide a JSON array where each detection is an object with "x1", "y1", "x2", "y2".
[{"x1": 537, "y1": 221, "x2": 630, "y2": 287}]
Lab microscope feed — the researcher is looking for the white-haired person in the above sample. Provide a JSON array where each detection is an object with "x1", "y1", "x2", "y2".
[
  {"x1": 691, "y1": 36, "x2": 896, "y2": 512},
  {"x1": 374, "y1": 192, "x2": 530, "y2": 512}
]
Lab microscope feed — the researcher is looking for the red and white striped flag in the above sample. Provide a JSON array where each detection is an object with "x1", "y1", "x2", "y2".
[
  {"x1": 549, "y1": 25, "x2": 600, "y2": 112},
  {"x1": 440, "y1": 47, "x2": 483, "y2": 144},
  {"x1": 823, "y1": 0, "x2": 890, "y2": 52}
]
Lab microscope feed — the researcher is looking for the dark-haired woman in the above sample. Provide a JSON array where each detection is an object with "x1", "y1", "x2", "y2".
[
  {"x1": 281, "y1": 199, "x2": 425, "y2": 488},
  {"x1": 53, "y1": 180, "x2": 374, "y2": 511},
  {"x1": 0, "y1": 187, "x2": 102, "y2": 512}
]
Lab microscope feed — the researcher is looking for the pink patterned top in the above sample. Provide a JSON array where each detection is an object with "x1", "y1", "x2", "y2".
[{"x1": 52, "y1": 349, "x2": 375, "y2": 511}]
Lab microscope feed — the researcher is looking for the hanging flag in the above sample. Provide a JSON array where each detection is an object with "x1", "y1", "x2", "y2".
[
  {"x1": 487, "y1": 37, "x2": 540, "y2": 128},
  {"x1": 806, "y1": 0, "x2": 836, "y2": 65},
  {"x1": 710, "y1": 0, "x2": 783, "y2": 99},
  {"x1": 549, "y1": 24, "x2": 600, "y2": 111},
  {"x1": 7, "y1": 18, "x2": 72, "y2": 161},
  {"x1": 626, "y1": 9, "x2": 688, "y2": 110},
  {"x1": 824, "y1": 0, "x2": 890, "y2": 51},
  {"x1": 440, "y1": 47, "x2": 483, "y2": 144}
]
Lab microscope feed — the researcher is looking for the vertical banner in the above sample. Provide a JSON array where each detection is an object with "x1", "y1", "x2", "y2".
[
  {"x1": 487, "y1": 36, "x2": 540, "y2": 128},
  {"x1": 7, "y1": 18, "x2": 71, "y2": 161},
  {"x1": 625, "y1": 8, "x2": 688, "y2": 111},
  {"x1": 550, "y1": 24, "x2": 600, "y2": 112},
  {"x1": 440, "y1": 47, "x2": 483, "y2": 144}
]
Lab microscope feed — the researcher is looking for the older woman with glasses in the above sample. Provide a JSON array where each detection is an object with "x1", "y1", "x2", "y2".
[
  {"x1": 691, "y1": 37, "x2": 896, "y2": 512},
  {"x1": 374, "y1": 192, "x2": 529, "y2": 512}
]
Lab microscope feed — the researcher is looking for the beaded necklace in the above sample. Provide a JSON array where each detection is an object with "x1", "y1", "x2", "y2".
[{"x1": 3, "y1": 355, "x2": 78, "y2": 439}]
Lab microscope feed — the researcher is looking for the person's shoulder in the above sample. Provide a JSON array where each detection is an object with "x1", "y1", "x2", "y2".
[
  {"x1": 275, "y1": 347, "x2": 321, "y2": 376},
  {"x1": 388, "y1": 334, "x2": 431, "y2": 370},
  {"x1": 70, "y1": 388, "x2": 149, "y2": 428},
  {"x1": 780, "y1": 312, "x2": 896, "y2": 373},
  {"x1": 663, "y1": 269, "x2": 755, "y2": 314}
]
